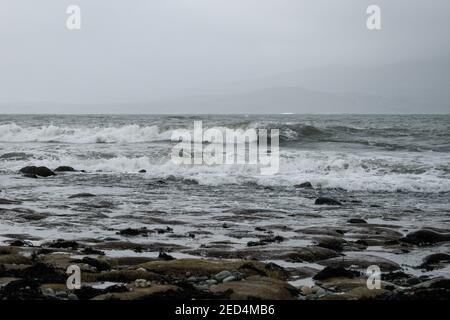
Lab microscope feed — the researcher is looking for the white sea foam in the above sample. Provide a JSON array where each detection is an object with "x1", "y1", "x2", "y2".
[
  {"x1": 0, "y1": 123, "x2": 172, "y2": 143},
  {"x1": 1, "y1": 147, "x2": 449, "y2": 192}
]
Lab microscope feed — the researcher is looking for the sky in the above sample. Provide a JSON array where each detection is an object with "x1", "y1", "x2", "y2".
[{"x1": 0, "y1": 0, "x2": 449, "y2": 113}]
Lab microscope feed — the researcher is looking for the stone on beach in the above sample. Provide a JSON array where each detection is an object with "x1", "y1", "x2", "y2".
[
  {"x1": 19, "y1": 166, "x2": 55, "y2": 177},
  {"x1": 314, "y1": 197, "x2": 342, "y2": 206}
]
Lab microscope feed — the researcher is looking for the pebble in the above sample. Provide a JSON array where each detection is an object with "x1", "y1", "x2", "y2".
[
  {"x1": 67, "y1": 293, "x2": 78, "y2": 300},
  {"x1": 135, "y1": 279, "x2": 149, "y2": 288},
  {"x1": 223, "y1": 276, "x2": 236, "y2": 283},
  {"x1": 41, "y1": 288, "x2": 55, "y2": 297},
  {"x1": 214, "y1": 270, "x2": 233, "y2": 282},
  {"x1": 300, "y1": 286, "x2": 313, "y2": 295}
]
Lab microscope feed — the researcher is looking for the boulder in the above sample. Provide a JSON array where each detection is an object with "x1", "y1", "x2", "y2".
[
  {"x1": 420, "y1": 253, "x2": 450, "y2": 269},
  {"x1": 295, "y1": 182, "x2": 313, "y2": 189},
  {"x1": 210, "y1": 275, "x2": 298, "y2": 300},
  {"x1": 401, "y1": 229, "x2": 450, "y2": 245},
  {"x1": 135, "y1": 259, "x2": 287, "y2": 280},
  {"x1": 19, "y1": 166, "x2": 55, "y2": 177},
  {"x1": 92, "y1": 285, "x2": 180, "y2": 300},
  {"x1": 318, "y1": 254, "x2": 400, "y2": 271},
  {"x1": 347, "y1": 218, "x2": 367, "y2": 224},
  {"x1": 315, "y1": 197, "x2": 342, "y2": 206},
  {"x1": 313, "y1": 266, "x2": 361, "y2": 280}
]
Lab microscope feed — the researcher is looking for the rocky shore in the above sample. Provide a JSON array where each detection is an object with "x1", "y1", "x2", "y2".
[
  {"x1": 0, "y1": 166, "x2": 449, "y2": 300},
  {"x1": 0, "y1": 230, "x2": 449, "y2": 300}
]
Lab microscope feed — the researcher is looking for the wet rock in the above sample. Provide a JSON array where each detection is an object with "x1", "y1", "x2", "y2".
[
  {"x1": 68, "y1": 193, "x2": 96, "y2": 199},
  {"x1": 401, "y1": 229, "x2": 450, "y2": 245},
  {"x1": 45, "y1": 239, "x2": 79, "y2": 249},
  {"x1": 347, "y1": 218, "x2": 367, "y2": 224},
  {"x1": 313, "y1": 266, "x2": 361, "y2": 280},
  {"x1": 279, "y1": 246, "x2": 341, "y2": 263},
  {"x1": 8, "y1": 240, "x2": 33, "y2": 247},
  {"x1": 20, "y1": 212, "x2": 47, "y2": 221},
  {"x1": 19, "y1": 166, "x2": 55, "y2": 177},
  {"x1": 210, "y1": 275, "x2": 297, "y2": 300},
  {"x1": 420, "y1": 253, "x2": 450, "y2": 269},
  {"x1": 0, "y1": 152, "x2": 32, "y2": 160},
  {"x1": 412, "y1": 277, "x2": 450, "y2": 290},
  {"x1": 247, "y1": 235, "x2": 284, "y2": 247},
  {"x1": 82, "y1": 270, "x2": 164, "y2": 283},
  {"x1": 223, "y1": 275, "x2": 236, "y2": 283},
  {"x1": 92, "y1": 284, "x2": 181, "y2": 300},
  {"x1": 0, "y1": 279, "x2": 46, "y2": 300},
  {"x1": 22, "y1": 173, "x2": 38, "y2": 179},
  {"x1": 136, "y1": 259, "x2": 287, "y2": 280},
  {"x1": 318, "y1": 254, "x2": 400, "y2": 271},
  {"x1": 295, "y1": 182, "x2": 313, "y2": 189},
  {"x1": 81, "y1": 247, "x2": 105, "y2": 256},
  {"x1": 80, "y1": 257, "x2": 111, "y2": 272},
  {"x1": 158, "y1": 251, "x2": 175, "y2": 261},
  {"x1": 314, "y1": 236, "x2": 346, "y2": 251},
  {"x1": 155, "y1": 226, "x2": 173, "y2": 234},
  {"x1": 0, "y1": 198, "x2": 22, "y2": 205},
  {"x1": 314, "y1": 197, "x2": 342, "y2": 206},
  {"x1": 54, "y1": 166, "x2": 76, "y2": 172},
  {"x1": 298, "y1": 226, "x2": 347, "y2": 237},
  {"x1": 74, "y1": 285, "x2": 128, "y2": 300},
  {"x1": 214, "y1": 270, "x2": 233, "y2": 282},
  {"x1": 117, "y1": 227, "x2": 151, "y2": 237}
]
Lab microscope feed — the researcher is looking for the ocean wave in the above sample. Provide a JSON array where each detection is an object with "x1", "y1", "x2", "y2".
[
  {"x1": 0, "y1": 123, "x2": 171, "y2": 144},
  {"x1": 1, "y1": 150, "x2": 449, "y2": 193},
  {"x1": 1, "y1": 122, "x2": 448, "y2": 152}
]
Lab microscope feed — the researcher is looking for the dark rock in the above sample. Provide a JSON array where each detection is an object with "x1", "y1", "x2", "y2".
[
  {"x1": 54, "y1": 166, "x2": 76, "y2": 172},
  {"x1": 159, "y1": 251, "x2": 175, "y2": 261},
  {"x1": 9, "y1": 239, "x2": 33, "y2": 247},
  {"x1": 318, "y1": 254, "x2": 400, "y2": 271},
  {"x1": 81, "y1": 247, "x2": 105, "y2": 256},
  {"x1": 19, "y1": 166, "x2": 55, "y2": 177},
  {"x1": 138, "y1": 169, "x2": 147, "y2": 173},
  {"x1": 314, "y1": 197, "x2": 342, "y2": 206},
  {"x1": 401, "y1": 229, "x2": 450, "y2": 245},
  {"x1": 0, "y1": 279, "x2": 46, "y2": 300},
  {"x1": 314, "y1": 236, "x2": 346, "y2": 251},
  {"x1": 295, "y1": 182, "x2": 313, "y2": 189},
  {"x1": 420, "y1": 253, "x2": 450, "y2": 269},
  {"x1": 75, "y1": 285, "x2": 128, "y2": 300},
  {"x1": 313, "y1": 266, "x2": 361, "y2": 280},
  {"x1": 210, "y1": 275, "x2": 298, "y2": 300},
  {"x1": 118, "y1": 227, "x2": 150, "y2": 236},
  {"x1": 247, "y1": 235, "x2": 284, "y2": 247},
  {"x1": 382, "y1": 271, "x2": 413, "y2": 284},
  {"x1": 348, "y1": 218, "x2": 367, "y2": 224},
  {"x1": 155, "y1": 227, "x2": 173, "y2": 234},
  {"x1": 22, "y1": 173, "x2": 38, "y2": 179},
  {"x1": 45, "y1": 239, "x2": 79, "y2": 249},
  {"x1": 81, "y1": 257, "x2": 111, "y2": 272},
  {"x1": 0, "y1": 198, "x2": 21, "y2": 205},
  {"x1": 68, "y1": 193, "x2": 96, "y2": 199},
  {"x1": 18, "y1": 263, "x2": 67, "y2": 283}
]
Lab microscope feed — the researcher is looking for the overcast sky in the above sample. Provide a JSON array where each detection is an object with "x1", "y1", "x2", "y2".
[{"x1": 0, "y1": 0, "x2": 449, "y2": 113}]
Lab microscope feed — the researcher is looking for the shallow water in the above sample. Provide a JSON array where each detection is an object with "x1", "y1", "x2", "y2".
[{"x1": 0, "y1": 114, "x2": 449, "y2": 278}]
